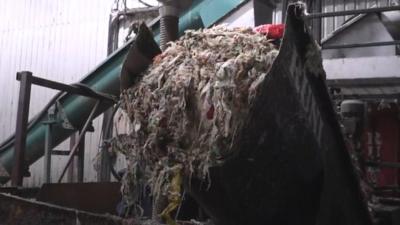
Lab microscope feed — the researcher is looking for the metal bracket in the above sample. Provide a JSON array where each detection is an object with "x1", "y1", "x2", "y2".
[
  {"x1": 42, "y1": 102, "x2": 76, "y2": 183},
  {"x1": 51, "y1": 150, "x2": 71, "y2": 156},
  {"x1": 56, "y1": 102, "x2": 75, "y2": 130},
  {"x1": 43, "y1": 105, "x2": 57, "y2": 183},
  {"x1": 57, "y1": 100, "x2": 101, "y2": 183},
  {"x1": 42, "y1": 102, "x2": 74, "y2": 130}
]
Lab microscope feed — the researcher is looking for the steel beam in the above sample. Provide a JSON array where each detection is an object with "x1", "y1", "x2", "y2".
[
  {"x1": 310, "y1": 0, "x2": 322, "y2": 44},
  {"x1": 16, "y1": 73, "x2": 116, "y2": 102},
  {"x1": 305, "y1": 5, "x2": 400, "y2": 19},
  {"x1": 44, "y1": 122, "x2": 52, "y2": 183},
  {"x1": 366, "y1": 161, "x2": 400, "y2": 169},
  {"x1": 43, "y1": 106, "x2": 56, "y2": 183},
  {"x1": 253, "y1": 0, "x2": 274, "y2": 26},
  {"x1": 57, "y1": 101, "x2": 100, "y2": 183},
  {"x1": 67, "y1": 134, "x2": 76, "y2": 182},
  {"x1": 323, "y1": 40, "x2": 400, "y2": 49},
  {"x1": 11, "y1": 71, "x2": 32, "y2": 186},
  {"x1": 77, "y1": 129, "x2": 86, "y2": 183},
  {"x1": 98, "y1": 111, "x2": 113, "y2": 182},
  {"x1": 51, "y1": 150, "x2": 71, "y2": 156}
]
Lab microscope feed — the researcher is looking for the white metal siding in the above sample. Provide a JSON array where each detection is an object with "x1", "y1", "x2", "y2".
[
  {"x1": 221, "y1": 1, "x2": 255, "y2": 28},
  {"x1": 321, "y1": 0, "x2": 396, "y2": 38},
  {"x1": 0, "y1": 0, "x2": 113, "y2": 186}
]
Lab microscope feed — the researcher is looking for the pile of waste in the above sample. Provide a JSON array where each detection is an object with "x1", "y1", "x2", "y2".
[{"x1": 114, "y1": 25, "x2": 279, "y2": 213}]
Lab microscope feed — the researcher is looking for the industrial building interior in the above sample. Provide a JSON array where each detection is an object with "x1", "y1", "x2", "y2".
[{"x1": 0, "y1": 0, "x2": 400, "y2": 224}]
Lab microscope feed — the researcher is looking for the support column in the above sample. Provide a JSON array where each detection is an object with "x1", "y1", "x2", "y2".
[
  {"x1": 77, "y1": 130, "x2": 85, "y2": 183},
  {"x1": 254, "y1": 0, "x2": 274, "y2": 26},
  {"x1": 98, "y1": 111, "x2": 113, "y2": 182},
  {"x1": 43, "y1": 105, "x2": 56, "y2": 183},
  {"x1": 67, "y1": 133, "x2": 77, "y2": 182},
  {"x1": 12, "y1": 71, "x2": 32, "y2": 186}
]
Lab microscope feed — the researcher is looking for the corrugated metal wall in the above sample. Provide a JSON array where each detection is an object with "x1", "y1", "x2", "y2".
[
  {"x1": 0, "y1": 0, "x2": 114, "y2": 186},
  {"x1": 271, "y1": 0, "x2": 397, "y2": 39},
  {"x1": 321, "y1": 0, "x2": 397, "y2": 39}
]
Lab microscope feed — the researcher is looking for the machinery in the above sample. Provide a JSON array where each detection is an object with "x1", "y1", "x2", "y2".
[
  {"x1": 0, "y1": 1, "x2": 378, "y2": 225},
  {"x1": 0, "y1": 0, "x2": 247, "y2": 186}
]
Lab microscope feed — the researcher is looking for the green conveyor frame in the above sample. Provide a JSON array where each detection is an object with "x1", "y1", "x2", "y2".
[{"x1": 0, "y1": 0, "x2": 246, "y2": 184}]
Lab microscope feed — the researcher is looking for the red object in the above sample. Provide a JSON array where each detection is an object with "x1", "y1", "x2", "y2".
[
  {"x1": 206, "y1": 105, "x2": 214, "y2": 120},
  {"x1": 254, "y1": 24, "x2": 285, "y2": 39},
  {"x1": 361, "y1": 105, "x2": 400, "y2": 191},
  {"x1": 153, "y1": 54, "x2": 163, "y2": 64}
]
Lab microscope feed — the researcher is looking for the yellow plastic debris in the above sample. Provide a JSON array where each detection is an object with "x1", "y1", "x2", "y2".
[{"x1": 160, "y1": 164, "x2": 183, "y2": 225}]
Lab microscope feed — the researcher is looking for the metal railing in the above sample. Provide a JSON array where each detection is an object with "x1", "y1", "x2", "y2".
[{"x1": 296, "y1": 0, "x2": 400, "y2": 49}]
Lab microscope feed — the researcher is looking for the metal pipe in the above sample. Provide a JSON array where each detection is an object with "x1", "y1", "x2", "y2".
[
  {"x1": 305, "y1": 5, "x2": 400, "y2": 18},
  {"x1": 322, "y1": 40, "x2": 400, "y2": 49},
  {"x1": 159, "y1": 1, "x2": 180, "y2": 50},
  {"x1": 11, "y1": 71, "x2": 32, "y2": 186},
  {"x1": 57, "y1": 100, "x2": 100, "y2": 183},
  {"x1": 159, "y1": 15, "x2": 179, "y2": 50}
]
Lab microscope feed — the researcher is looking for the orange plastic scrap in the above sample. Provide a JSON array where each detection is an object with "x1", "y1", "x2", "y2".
[
  {"x1": 153, "y1": 54, "x2": 164, "y2": 65},
  {"x1": 254, "y1": 24, "x2": 285, "y2": 39}
]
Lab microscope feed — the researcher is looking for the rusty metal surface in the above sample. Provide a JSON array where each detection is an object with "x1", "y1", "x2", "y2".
[
  {"x1": 120, "y1": 23, "x2": 161, "y2": 92},
  {"x1": 77, "y1": 130, "x2": 86, "y2": 183},
  {"x1": 16, "y1": 74, "x2": 116, "y2": 102},
  {"x1": 12, "y1": 72, "x2": 33, "y2": 186},
  {"x1": 0, "y1": 193, "x2": 125, "y2": 225},
  {"x1": 36, "y1": 182, "x2": 121, "y2": 215}
]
